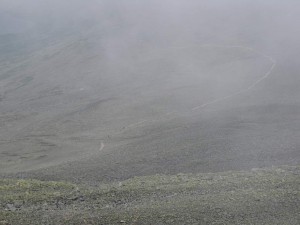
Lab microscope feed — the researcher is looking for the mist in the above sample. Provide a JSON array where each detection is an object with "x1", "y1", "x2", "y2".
[{"x1": 1, "y1": 0, "x2": 300, "y2": 183}]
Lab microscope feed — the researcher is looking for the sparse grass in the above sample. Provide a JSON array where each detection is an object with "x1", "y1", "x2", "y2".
[
  {"x1": 0, "y1": 165, "x2": 299, "y2": 224},
  {"x1": 0, "y1": 179, "x2": 77, "y2": 204}
]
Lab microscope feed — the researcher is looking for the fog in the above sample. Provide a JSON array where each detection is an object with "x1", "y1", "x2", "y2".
[{"x1": 0, "y1": 0, "x2": 300, "y2": 182}]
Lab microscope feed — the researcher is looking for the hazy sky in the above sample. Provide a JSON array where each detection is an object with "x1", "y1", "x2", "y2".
[{"x1": 1, "y1": 0, "x2": 300, "y2": 55}]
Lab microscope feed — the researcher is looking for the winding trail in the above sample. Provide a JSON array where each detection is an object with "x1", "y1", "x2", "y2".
[
  {"x1": 2, "y1": 44, "x2": 277, "y2": 174},
  {"x1": 99, "y1": 141, "x2": 105, "y2": 151},
  {"x1": 119, "y1": 44, "x2": 277, "y2": 133},
  {"x1": 45, "y1": 44, "x2": 276, "y2": 166}
]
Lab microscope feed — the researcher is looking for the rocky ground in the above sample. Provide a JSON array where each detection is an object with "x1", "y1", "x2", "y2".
[{"x1": 1, "y1": 165, "x2": 299, "y2": 224}]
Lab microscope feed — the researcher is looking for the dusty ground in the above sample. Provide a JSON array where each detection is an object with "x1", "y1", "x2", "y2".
[
  {"x1": 1, "y1": 39, "x2": 299, "y2": 184},
  {"x1": 1, "y1": 0, "x2": 300, "y2": 183},
  {"x1": 1, "y1": 42, "x2": 271, "y2": 173}
]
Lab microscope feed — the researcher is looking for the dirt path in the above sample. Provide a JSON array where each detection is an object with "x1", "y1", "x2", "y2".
[
  {"x1": 99, "y1": 141, "x2": 105, "y2": 151},
  {"x1": 35, "y1": 44, "x2": 276, "y2": 167},
  {"x1": 122, "y1": 44, "x2": 276, "y2": 131}
]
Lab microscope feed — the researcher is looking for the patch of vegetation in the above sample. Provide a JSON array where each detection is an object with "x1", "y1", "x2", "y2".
[
  {"x1": 0, "y1": 179, "x2": 76, "y2": 207},
  {"x1": 0, "y1": 166, "x2": 299, "y2": 224}
]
